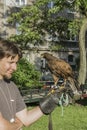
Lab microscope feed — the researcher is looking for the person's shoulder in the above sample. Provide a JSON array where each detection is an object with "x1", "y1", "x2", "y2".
[
  {"x1": 4, "y1": 79, "x2": 18, "y2": 91},
  {"x1": 10, "y1": 81, "x2": 20, "y2": 92},
  {"x1": 10, "y1": 80, "x2": 18, "y2": 87}
]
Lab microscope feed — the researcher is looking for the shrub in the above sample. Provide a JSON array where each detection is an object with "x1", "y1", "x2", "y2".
[{"x1": 11, "y1": 58, "x2": 42, "y2": 89}]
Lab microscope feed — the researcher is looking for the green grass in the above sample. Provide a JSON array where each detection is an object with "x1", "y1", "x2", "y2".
[{"x1": 23, "y1": 105, "x2": 87, "y2": 130}]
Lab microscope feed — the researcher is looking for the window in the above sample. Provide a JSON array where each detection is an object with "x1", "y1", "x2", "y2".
[
  {"x1": 41, "y1": 58, "x2": 48, "y2": 72},
  {"x1": 67, "y1": 29, "x2": 77, "y2": 41},
  {"x1": 41, "y1": 58, "x2": 46, "y2": 69},
  {"x1": 48, "y1": 1, "x2": 54, "y2": 8},
  {"x1": 15, "y1": 0, "x2": 27, "y2": 6},
  {"x1": 68, "y1": 55, "x2": 74, "y2": 62},
  {"x1": 16, "y1": 0, "x2": 20, "y2": 6},
  {"x1": 21, "y1": 0, "x2": 25, "y2": 6},
  {"x1": 15, "y1": 23, "x2": 21, "y2": 35}
]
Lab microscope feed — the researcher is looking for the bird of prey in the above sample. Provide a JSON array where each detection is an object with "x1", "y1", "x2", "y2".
[{"x1": 41, "y1": 52, "x2": 80, "y2": 94}]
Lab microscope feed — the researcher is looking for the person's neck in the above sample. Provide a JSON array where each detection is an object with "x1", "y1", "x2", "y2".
[{"x1": 0, "y1": 76, "x2": 3, "y2": 80}]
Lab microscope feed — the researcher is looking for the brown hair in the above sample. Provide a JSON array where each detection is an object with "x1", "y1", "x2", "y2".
[{"x1": 0, "y1": 39, "x2": 22, "y2": 59}]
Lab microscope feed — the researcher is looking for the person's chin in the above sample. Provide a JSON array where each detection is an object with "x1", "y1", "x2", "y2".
[{"x1": 4, "y1": 74, "x2": 12, "y2": 79}]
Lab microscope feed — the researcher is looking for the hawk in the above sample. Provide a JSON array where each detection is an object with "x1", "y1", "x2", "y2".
[{"x1": 41, "y1": 52, "x2": 80, "y2": 94}]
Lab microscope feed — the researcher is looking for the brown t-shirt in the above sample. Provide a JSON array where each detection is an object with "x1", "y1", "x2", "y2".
[{"x1": 0, "y1": 79, "x2": 26, "y2": 122}]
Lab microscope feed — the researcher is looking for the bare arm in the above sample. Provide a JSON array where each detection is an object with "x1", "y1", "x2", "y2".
[
  {"x1": 16, "y1": 106, "x2": 43, "y2": 127},
  {"x1": 16, "y1": 91, "x2": 63, "y2": 127},
  {"x1": 0, "y1": 113, "x2": 23, "y2": 130}
]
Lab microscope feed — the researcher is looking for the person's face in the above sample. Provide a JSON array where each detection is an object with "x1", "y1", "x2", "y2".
[{"x1": 0, "y1": 55, "x2": 19, "y2": 79}]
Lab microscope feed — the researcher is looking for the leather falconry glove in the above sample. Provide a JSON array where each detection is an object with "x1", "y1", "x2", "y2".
[{"x1": 39, "y1": 89, "x2": 65, "y2": 115}]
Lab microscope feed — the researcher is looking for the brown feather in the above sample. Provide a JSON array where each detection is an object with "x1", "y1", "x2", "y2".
[
  {"x1": 41, "y1": 53, "x2": 80, "y2": 100},
  {"x1": 41, "y1": 53, "x2": 74, "y2": 81}
]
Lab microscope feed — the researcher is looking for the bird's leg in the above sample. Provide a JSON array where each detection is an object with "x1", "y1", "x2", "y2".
[
  {"x1": 52, "y1": 74, "x2": 59, "y2": 88},
  {"x1": 54, "y1": 80, "x2": 59, "y2": 86},
  {"x1": 63, "y1": 79, "x2": 67, "y2": 87}
]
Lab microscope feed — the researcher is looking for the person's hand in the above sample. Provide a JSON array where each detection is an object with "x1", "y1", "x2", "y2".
[
  {"x1": 0, "y1": 113, "x2": 23, "y2": 130},
  {"x1": 39, "y1": 90, "x2": 63, "y2": 115},
  {"x1": 14, "y1": 117, "x2": 23, "y2": 130}
]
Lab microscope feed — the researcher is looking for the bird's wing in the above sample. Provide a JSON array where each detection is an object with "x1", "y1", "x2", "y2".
[{"x1": 47, "y1": 59, "x2": 73, "y2": 78}]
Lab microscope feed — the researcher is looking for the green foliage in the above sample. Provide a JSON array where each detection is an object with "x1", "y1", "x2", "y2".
[
  {"x1": 7, "y1": 0, "x2": 87, "y2": 49},
  {"x1": 8, "y1": 0, "x2": 73, "y2": 47},
  {"x1": 75, "y1": 0, "x2": 87, "y2": 16},
  {"x1": 11, "y1": 58, "x2": 42, "y2": 88},
  {"x1": 8, "y1": 5, "x2": 42, "y2": 46},
  {"x1": 50, "y1": 44, "x2": 65, "y2": 51},
  {"x1": 68, "y1": 19, "x2": 82, "y2": 35}
]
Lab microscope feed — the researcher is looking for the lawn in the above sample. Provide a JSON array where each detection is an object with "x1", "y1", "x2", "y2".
[{"x1": 22, "y1": 104, "x2": 87, "y2": 130}]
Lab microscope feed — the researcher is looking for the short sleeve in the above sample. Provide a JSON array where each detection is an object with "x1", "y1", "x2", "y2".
[{"x1": 11, "y1": 82, "x2": 26, "y2": 113}]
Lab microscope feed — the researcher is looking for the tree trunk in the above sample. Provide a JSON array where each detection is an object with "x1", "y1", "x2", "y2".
[{"x1": 78, "y1": 19, "x2": 87, "y2": 86}]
